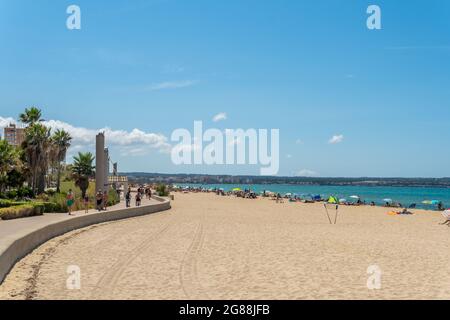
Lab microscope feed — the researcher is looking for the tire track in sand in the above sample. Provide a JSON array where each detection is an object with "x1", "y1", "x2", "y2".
[
  {"x1": 179, "y1": 222, "x2": 207, "y2": 299},
  {"x1": 90, "y1": 214, "x2": 174, "y2": 299}
]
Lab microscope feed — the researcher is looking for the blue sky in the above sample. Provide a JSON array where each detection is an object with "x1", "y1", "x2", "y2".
[{"x1": 0, "y1": 0, "x2": 449, "y2": 177}]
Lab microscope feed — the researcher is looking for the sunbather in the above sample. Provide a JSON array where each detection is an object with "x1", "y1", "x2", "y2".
[{"x1": 397, "y1": 208, "x2": 413, "y2": 215}]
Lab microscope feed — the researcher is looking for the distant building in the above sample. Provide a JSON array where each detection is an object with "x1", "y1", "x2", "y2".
[{"x1": 4, "y1": 123, "x2": 25, "y2": 146}]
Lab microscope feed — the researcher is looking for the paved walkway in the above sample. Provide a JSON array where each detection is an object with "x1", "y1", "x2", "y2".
[{"x1": 0, "y1": 197, "x2": 157, "y2": 261}]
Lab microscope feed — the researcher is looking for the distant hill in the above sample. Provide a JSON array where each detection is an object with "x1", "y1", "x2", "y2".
[{"x1": 122, "y1": 172, "x2": 450, "y2": 188}]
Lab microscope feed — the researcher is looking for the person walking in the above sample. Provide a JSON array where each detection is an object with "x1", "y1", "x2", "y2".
[
  {"x1": 83, "y1": 194, "x2": 89, "y2": 213},
  {"x1": 135, "y1": 192, "x2": 141, "y2": 207},
  {"x1": 96, "y1": 190, "x2": 103, "y2": 211},
  {"x1": 125, "y1": 190, "x2": 131, "y2": 208},
  {"x1": 67, "y1": 189, "x2": 75, "y2": 216}
]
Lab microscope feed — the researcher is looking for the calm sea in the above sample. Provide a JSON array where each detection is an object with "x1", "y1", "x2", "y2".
[{"x1": 178, "y1": 184, "x2": 450, "y2": 210}]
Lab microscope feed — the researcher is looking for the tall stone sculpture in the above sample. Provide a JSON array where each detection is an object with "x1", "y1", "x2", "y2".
[
  {"x1": 104, "y1": 147, "x2": 109, "y2": 193},
  {"x1": 95, "y1": 133, "x2": 105, "y2": 194}
]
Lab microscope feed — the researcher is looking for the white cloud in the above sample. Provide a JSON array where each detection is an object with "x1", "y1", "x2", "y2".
[
  {"x1": 212, "y1": 112, "x2": 227, "y2": 122},
  {"x1": 44, "y1": 119, "x2": 170, "y2": 151},
  {"x1": 328, "y1": 134, "x2": 344, "y2": 144},
  {"x1": 149, "y1": 80, "x2": 197, "y2": 91},
  {"x1": 295, "y1": 169, "x2": 319, "y2": 177},
  {"x1": 0, "y1": 116, "x2": 17, "y2": 128},
  {"x1": 295, "y1": 139, "x2": 303, "y2": 145},
  {"x1": 119, "y1": 147, "x2": 150, "y2": 157},
  {"x1": 286, "y1": 154, "x2": 292, "y2": 159},
  {"x1": 0, "y1": 116, "x2": 172, "y2": 155}
]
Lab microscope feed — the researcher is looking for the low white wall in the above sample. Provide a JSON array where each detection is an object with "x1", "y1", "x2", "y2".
[{"x1": 0, "y1": 197, "x2": 171, "y2": 284}]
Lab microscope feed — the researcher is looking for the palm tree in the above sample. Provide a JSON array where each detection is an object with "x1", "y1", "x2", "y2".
[
  {"x1": 19, "y1": 107, "x2": 42, "y2": 125},
  {"x1": 72, "y1": 152, "x2": 95, "y2": 198},
  {"x1": 51, "y1": 129, "x2": 72, "y2": 193},
  {"x1": 23, "y1": 123, "x2": 51, "y2": 194}
]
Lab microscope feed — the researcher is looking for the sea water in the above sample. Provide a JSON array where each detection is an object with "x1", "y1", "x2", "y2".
[{"x1": 179, "y1": 184, "x2": 450, "y2": 210}]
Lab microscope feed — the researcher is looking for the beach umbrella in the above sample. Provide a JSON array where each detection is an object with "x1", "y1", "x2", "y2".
[
  {"x1": 383, "y1": 198, "x2": 393, "y2": 203},
  {"x1": 328, "y1": 196, "x2": 338, "y2": 204},
  {"x1": 422, "y1": 200, "x2": 441, "y2": 206},
  {"x1": 232, "y1": 188, "x2": 241, "y2": 192},
  {"x1": 285, "y1": 193, "x2": 292, "y2": 197},
  {"x1": 339, "y1": 198, "x2": 347, "y2": 204},
  {"x1": 350, "y1": 195, "x2": 360, "y2": 199}
]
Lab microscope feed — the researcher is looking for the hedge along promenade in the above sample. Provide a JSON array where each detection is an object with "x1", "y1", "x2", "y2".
[{"x1": 0, "y1": 196, "x2": 171, "y2": 284}]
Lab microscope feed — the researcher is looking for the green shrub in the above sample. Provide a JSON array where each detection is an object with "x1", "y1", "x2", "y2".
[
  {"x1": 0, "y1": 200, "x2": 27, "y2": 208},
  {"x1": 0, "y1": 199, "x2": 14, "y2": 208},
  {"x1": 107, "y1": 188, "x2": 120, "y2": 206},
  {"x1": 46, "y1": 193, "x2": 69, "y2": 213},
  {"x1": 44, "y1": 188, "x2": 56, "y2": 196},
  {"x1": 5, "y1": 190, "x2": 17, "y2": 200},
  {"x1": 156, "y1": 184, "x2": 170, "y2": 197},
  {"x1": 17, "y1": 186, "x2": 34, "y2": 199},
  {"x1": 0, "y1": 204, "x2": 44, "y2": 220},
  {"x1": 36, "y1": 202, "x2": 63, "y2": 213}
]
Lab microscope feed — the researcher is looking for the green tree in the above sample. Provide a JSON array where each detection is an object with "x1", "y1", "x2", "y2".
[
  {"x1": 19, "y1": 107, "x2": 42, "y2": 125},
  {"x1": 0, "y1": 140, "x2": 21, "y2": 193},
  {"x1": 51, "y1": 129, "x2": 72, "y2": 193},
  {"x1": 23, "y1": 123, "x2": 51, "y2": 194},
  {"x1": 72, "y1": 152, "x2": 95, "y2": 198}
]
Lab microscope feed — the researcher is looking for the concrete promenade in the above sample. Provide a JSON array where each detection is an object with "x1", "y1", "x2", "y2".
[{"x1": 0, "y1": 196, "x2": 171, "y2": 284}]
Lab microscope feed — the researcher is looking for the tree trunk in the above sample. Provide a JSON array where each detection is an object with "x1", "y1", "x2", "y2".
[
  {"x1": 37, "y1": 172, "x2": 46, "y2": 194},
  {"x1": 56, "y1": 164, "x2": 61, "y2": 193}
]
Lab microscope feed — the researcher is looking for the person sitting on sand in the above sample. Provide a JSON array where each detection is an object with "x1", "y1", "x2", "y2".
[{"x1": 397, "y1": 208, "x2": 413, "y2": 215}]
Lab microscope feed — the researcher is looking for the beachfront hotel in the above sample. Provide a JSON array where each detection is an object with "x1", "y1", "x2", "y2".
[{"x1": 3, "y1": 123, "x2": 25, "y2": 147}]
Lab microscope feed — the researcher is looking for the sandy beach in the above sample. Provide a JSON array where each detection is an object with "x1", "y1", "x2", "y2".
[{"x1": 0, "y1": 192, "x2": 449, "y2": 300}]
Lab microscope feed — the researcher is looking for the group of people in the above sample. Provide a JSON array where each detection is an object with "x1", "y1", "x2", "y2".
[
  {"x1": 95, "y1": 189, "x2": 109, "y2": 212},
  {"x1": 66, "y1": 185, "x2": 155, "y2": 216},
  {"x1": 125, "y1": 186, "x2": 152, "y2": 208},
  {"x1": 65, "y1": 188, "x2": 109, "y2": 216}
]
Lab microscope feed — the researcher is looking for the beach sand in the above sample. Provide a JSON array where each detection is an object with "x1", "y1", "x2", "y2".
[{"x1": 0, "y1": 192, "x2": 449, "y2": 300}]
